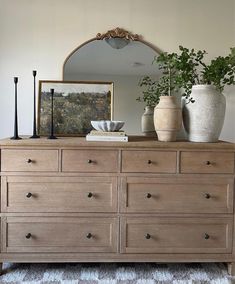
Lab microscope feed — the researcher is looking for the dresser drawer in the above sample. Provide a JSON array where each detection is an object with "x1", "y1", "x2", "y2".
[
  {"x1": 62, "y1": 150, "x2": 118, "y2": 172},
  {"x1": 180, "y1": 151, "x2": 234, "y2": 174},
  {"x1": 121, "y1": 150, "x2": 177, "y2": 173},
  {"x1": 121, "y1": 217, "x2": 232, "y2": 254},
  {"x1": 120, "y1": 177, "x2": 234, "y2": 214},
  {"x1": 3, "y1": 217, "x2": 117, "y2": 253},
  {"x1": 1, "y1": 149, "x2": 59, "y2": 172},
  {"x1": 2, "y1": 176, "x2": 117, "y2": 213}
]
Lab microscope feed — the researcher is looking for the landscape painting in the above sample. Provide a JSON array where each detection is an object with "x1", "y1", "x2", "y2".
[{"x1": 38, "y1": 81, "x2": 113, "y2": 136}]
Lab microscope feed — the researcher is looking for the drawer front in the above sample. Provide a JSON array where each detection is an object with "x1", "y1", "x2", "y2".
[
  {"x1": 121, "y1": 150, "x2": 177, "y2": 173},
  {"x1": 120, "y1": 177, "x2": 234, "y2": 214},
  {"x1": 121, "y1": 217, "x2": 232, "y2": 254},
  {"x1": 180, "y1": 151, "x2": 234, "y2": 174},
  {"x1": 1, "y1": 149, "x2": 59, "y2": 172},
  {"x1": 3, "y1": 217, "x2": 117, "y2": 253},
  {"x1": 2, "y1": 176, "x2": 117, "y2": 213},
  {"x1": 62, "y1": 150, "x2": 118, "y2": 172}
]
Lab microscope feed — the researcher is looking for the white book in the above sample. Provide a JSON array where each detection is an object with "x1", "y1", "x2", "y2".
[
  {"x1": 86, "y1": 134, "x2": 128, "y2": 142},
  {"x1": 89, "y1": 130, "x2": 126, "y2": 136}
]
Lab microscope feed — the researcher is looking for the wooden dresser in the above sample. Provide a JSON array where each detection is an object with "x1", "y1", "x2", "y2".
[{"x1": 0, "y1": 137, "x2": 235, "y2": 275}]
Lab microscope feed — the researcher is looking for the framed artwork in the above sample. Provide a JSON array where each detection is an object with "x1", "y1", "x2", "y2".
[{"x1": 38, "y1": 80, "x2": 113, "y2": 136}]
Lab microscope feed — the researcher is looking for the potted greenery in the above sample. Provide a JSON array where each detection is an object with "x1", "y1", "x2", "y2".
[
  {"x1": 175, "y1": 46, "x2": 235, "y2": 142},
  {"x1": 137, "y1": 76, "x2": 160, "y2": 136},
  {"x1": 138, "y1": 51, "x2": 183, "y2": 141},
  {"x1": 151, "y1": 52, "x2": 183, "y2": 141}
]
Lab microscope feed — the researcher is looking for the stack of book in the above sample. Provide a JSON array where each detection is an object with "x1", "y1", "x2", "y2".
[{"x1": 86, "y1": 130, "x2": 128, "y2": 142}]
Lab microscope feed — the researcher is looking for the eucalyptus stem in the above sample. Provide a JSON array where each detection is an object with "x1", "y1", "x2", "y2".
[{"x1": 168, "y1": 66, "x2": 171, "y2": 96}]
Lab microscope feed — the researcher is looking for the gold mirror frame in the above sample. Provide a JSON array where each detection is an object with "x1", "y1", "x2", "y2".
[{"x1": 62, "y1": 27, "x2": 162, "y2": 78}]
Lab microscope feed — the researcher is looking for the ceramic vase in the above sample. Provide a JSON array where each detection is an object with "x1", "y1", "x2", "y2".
[
  {"x1": 141, "y1": 106, "x2": 156, "y2": 137},
  {"x1": 183, "y1": 84, "x2": 226, "y2": 142},
  {"x1": 154, "y1": 96, "x2": 182, "y2": 142}
]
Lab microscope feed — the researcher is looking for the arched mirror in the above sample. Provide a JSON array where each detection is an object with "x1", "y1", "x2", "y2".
[{"x1": 63, "y1": 28, "x2": 161, "y2": 135}]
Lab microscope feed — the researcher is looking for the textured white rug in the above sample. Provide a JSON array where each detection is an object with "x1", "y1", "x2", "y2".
[{"x1": 0, "y1": 262, "x2": 234, "y2": 284}]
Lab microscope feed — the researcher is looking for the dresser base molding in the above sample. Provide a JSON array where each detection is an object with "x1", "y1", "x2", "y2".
[
  {"x1": 0, "y1": 253, "x2": 234, "y2": 262},
  {"x1": 0, "y1": 256, "x2": 234, "y2": 275}
]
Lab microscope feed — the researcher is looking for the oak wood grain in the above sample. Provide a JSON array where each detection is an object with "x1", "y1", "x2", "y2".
[{"x1": 121, "y1": 216, "x2": 233, "y2": 254}]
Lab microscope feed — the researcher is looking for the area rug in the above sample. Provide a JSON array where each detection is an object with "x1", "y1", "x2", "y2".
[{"x1": 0, "y1": 262, "x2": 234, "y2": 284}]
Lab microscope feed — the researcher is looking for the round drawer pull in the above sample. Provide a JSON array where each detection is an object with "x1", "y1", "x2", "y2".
[
  {"x1": 87, "y1": 192, "x2": 93, "y2": 198},
  {"x1": 25, "y1": 233, "x2": 32, "y2": 239},
  {"x1": 27, "y1": 159, "x2": 32, "y2": 163},
  {"x1": 145, "y1": 233, "x2": 151, "y2": 239},
  {"x1": 87, "y1": 159, "x2": 92, "y2": 164},
  {"x1": 86, "y1": 233, "x2": 92, "y2": 239},
  {"x1": 204, "y1": 193, "x2": 211, "y2": 199},
  {"x1": 206, "y1": 161, "x2": 211, "y2": 165},
  {"x1": 26, "y1": 192, "x2": 33, "y2": 198},
  {"x1": 204, "y1": 233, "x2": 210, "y2": 240},
  {"x1": 146, "y1": 193, "x2": 152, "y2": 199},
  {"x1": 147, "y1": 160, "x2": 152, "y2": 164}
]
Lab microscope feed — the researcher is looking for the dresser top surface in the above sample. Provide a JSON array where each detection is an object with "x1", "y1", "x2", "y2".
[{"x1": 0, "y1": 136, "x2": 234, "y2": 150}]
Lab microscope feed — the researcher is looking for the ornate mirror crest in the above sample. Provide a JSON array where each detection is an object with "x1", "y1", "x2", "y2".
[{"x1": 96, "y1": 27, "x2": 141, "y2": 41}]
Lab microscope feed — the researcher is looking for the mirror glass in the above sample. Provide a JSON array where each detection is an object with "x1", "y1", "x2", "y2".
[{"x1": 63, "y1": 38, "x2": 161, "y2": 135}]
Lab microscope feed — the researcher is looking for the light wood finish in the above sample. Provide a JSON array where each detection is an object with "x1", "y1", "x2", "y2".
[
  {"x1": 3, "y1": 217, "x2": 117, "y2": 253},
  {"x1": 0, "y1": 252, "x2": 234, "y2": 262},
  {"x1": 121, "y1": 150, "x2": 177, "y2": 173},
  {"x1": 180, "y1": 151, "x2": 234, "y2": 174},
  {"x1": 0, "y1": 137, "x2": 235, "y2": 275},
  {"x1": 120, "y1": 177, "x2": 234, "y2": 214},
  {"x1": 1, "y1": 149, "x2": 59, "y2": 172},
  {"x1": 62, "y1": 150, "x2": 118, "y2": 172},
  {"x1": 228, "y1": 263, "x2": 235, "y2": 275},
  {"x1": 1, "y1": 176, "x2": 117, "y2": 213},
  {"x1": 121, "y1": 217, "x2": 233, "y2": 254},
  {"x1": 1, "y1": 137, "x2": 235, "y2": 150}
]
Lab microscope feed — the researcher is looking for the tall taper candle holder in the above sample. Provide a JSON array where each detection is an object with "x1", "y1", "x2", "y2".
[
  {"x1": 11, "y1": 77, "x2": 22, "y2": 140},
  {"x1": 48, "y1": 88, "x2": 57, "y2": 139},
  {"x1": 30, "y1": 70, "x2": 40, "y2": 139}
]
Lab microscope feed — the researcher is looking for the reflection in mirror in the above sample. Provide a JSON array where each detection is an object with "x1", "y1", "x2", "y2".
[{"x1": 63, "y1": 29, "x2": 161, "y2": 135}]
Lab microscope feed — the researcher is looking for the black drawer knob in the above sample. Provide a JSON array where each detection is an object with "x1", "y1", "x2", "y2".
[
  {"x1": 148, "y1": 160, "x2": 152, "y2": 164},
  {"x1": 86, "y1": 233, "x2": 92, "y2": 239},
  {"x1": 25, "y1": 233, "x2": 32, "y2": 239},
  {"x1": 145, "y1": 233, "x2": 151, "y2": 239},
  {"x1": 204, "y1": 233, "x2": 210, "y2": 240},
  {"x1": 204, "y1": 193, "x2": 211, "y2": 199},
  {"x1": 87, "y1": 192, "x2": 93, "y2": 198},
  {"x1": 146, "y1": 193, "x2": 152, "y2": 199},
  {"x1": 87, "y1": 159, "x2": 92, "y2": 164},
  {"x1": 206, "y1": 161, "x2": 211, "y2": 165},
  {"x1": 27, "y1": 159, "x2": 32, "y2": 163},
  {"x1": 26, "y1": 192, "x2": 33, "y2": 198}
]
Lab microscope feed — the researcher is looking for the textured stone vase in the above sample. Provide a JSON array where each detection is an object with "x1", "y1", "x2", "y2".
[
  {"x1": 183, "y1": 85, "x2": 226, "y2": 142},
  {"x1": 141, "y1": 106, "x2": 156, "y2": 136},
  {"x1": 154, "y1": 96, "x2": 182, "y2": 142}
]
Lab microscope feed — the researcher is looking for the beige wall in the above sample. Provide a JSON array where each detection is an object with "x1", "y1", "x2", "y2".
[{"x1": 0, "y1": 0, "x2": 235, "y2": 140}]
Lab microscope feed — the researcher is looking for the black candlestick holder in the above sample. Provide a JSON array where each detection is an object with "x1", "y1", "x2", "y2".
[
  {"x1": 11, "y1": 77, "x2": 22, "y2": 140},
  {"x1": 30, "y1": 70, "x2": 40, "y2": 138},
  {"x1": 48, "y1": 88, "x2": 57, "y2": 139}
]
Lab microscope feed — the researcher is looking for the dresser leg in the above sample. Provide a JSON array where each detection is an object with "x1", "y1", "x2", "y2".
[
  {"x1": 228, "y1": 262, "x2": 235, "y2": 276},
  {"x1": 0, "y1": 263, "x2": 2, "y2": 275}
]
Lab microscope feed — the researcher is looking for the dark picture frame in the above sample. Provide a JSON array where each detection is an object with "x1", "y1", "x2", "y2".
[{"x1": 38, "y1": 80, "x2": 113, "y2": 136}]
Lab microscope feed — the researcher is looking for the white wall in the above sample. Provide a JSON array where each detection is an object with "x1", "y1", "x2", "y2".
[{"x1": 0, "y1": 0, "x2": 235, "y2": 141}]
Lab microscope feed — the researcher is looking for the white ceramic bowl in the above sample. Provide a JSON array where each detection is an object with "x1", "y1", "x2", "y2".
[{"x1": 91, "y1": 120, "x2": 125, "y2": 132}]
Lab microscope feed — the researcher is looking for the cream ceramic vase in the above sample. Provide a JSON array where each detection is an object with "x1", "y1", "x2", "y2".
[
  {"x1": 141, "y1": 106, "x2": 156, "y2": 136},
  {"x1": 154, "y1": 96, "x2": 182, "y2": 142},
  {"x1": 183, "y1": 84, "x2": 226, "y2": 142}
]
